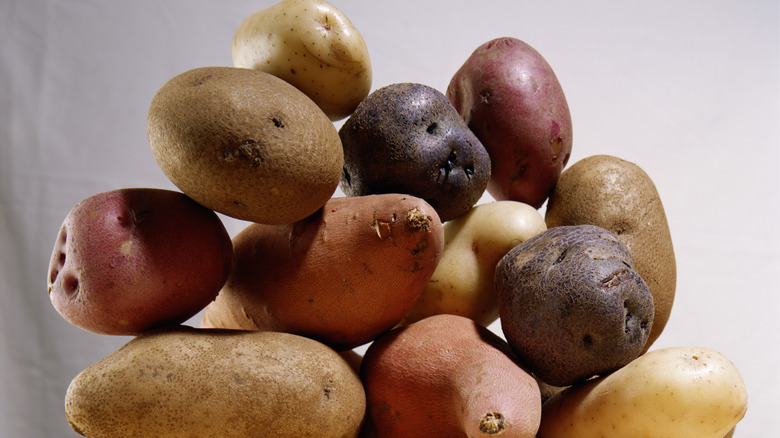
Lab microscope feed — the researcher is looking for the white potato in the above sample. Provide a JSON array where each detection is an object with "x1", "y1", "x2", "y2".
[
  {"x1": 538, "y1": 346, "x2": 748, "y2": 438},
  {"x1": 400, "y1": 200, "x2": 546, "y2": 327},
  {"x1": 232, "y1": 0, "x2": 371, "y2": 120}
]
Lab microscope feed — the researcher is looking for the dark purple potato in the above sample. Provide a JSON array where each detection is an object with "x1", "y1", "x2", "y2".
[
  {"x1": 339, "y1": 82, "x2": 490, "y2": 221},
  {"x1": 495, "y1": 224, "x2": 654, "y2": 387},
  {"x1": 447, "y1": 37, "x2": 572, "y2": 209}
]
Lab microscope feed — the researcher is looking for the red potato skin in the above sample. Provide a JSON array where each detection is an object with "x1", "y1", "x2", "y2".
[
  {"x1": 360, "y1": 314, "x2": 542, "y2": 438},
  {"x1": 47, "y1": 188, "x2": 233, "y2": 335},
  {"x1": 201, "y1": 194, "x2": 444, "y2": 350},
  {"x1": 447, "y1": 37, "x2": 572, "y2": 209}
]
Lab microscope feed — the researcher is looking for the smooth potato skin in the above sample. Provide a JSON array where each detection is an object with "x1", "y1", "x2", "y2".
[
  {"x1": 202, "y1": 194, "x2": 444, "y2": 350},
  {"x1": 447, "y1": 37, "x2": 572, "y2": 209},
  {"x1": 538, "y1": 347, "x2": 748, "y2": 438},
  {"x1": 47, "y1": 188, "x2": 232, "y2": 335},
  {"x1": 400, "y1": 200, "x2": 546, "y2": 327},
  {"x1": 147, "y1": 66, "x2": 343, "y2": 225},
  {"x1": 545, "y1": 154, "x2": 676, "y2": 351},
  {"x1": 232, "y1": 0, "x2": 372, "y2": 120},
  {"x1": 65, "y1": 326, "x2": 366, "y2": 438},
  {"x1": 361, "y1": 314, "x2": 541, "y2": 438}
]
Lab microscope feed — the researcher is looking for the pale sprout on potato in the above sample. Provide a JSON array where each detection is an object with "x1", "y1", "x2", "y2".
[{"x1": 233, "y1": 0, "x2": 372, "y2": 120}]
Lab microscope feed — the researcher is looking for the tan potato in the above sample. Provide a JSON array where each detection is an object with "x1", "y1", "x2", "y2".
[
  {"x1": 545, "y1": 154, "x2": 676, "y2": 351},
  {"x1": 538, "y1": 346, "x2": 748, "y2": 438},
  {"x1": 147, "y1": 66, "x2": 343, "y2": 225},
  {"x1": 65, "y1": 326, "x2": 366, "y2": 438},
  {"x1": 201, "y1": 194, "x2": 444, "y2": 350},
  {"x1": 400, "y1": 200, "x2": 546, "y2": 327},
  {"x1": 233, "y1": 0, "x2": 372, "y2": 120}
]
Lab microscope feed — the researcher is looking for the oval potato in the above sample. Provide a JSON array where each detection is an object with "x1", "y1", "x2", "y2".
[
  {"x1": 545, "y1": 154, "x2": 676, "y2": 351},
  {"x1": 400, "y1": 200, "x2": 546, "y2": 327},
  {"x1": 538, "y1": 346, "x2": 748, "y2": 438},
  {"x1": 233, "y1": 0, "x2": 372, "y2": 120},
  {"x1": 65, "y1": 326, "x2": 366, "y2": 438},
  {"x1": 201, "y1": 194, "x2": 444, "y2": 350},
  {"x1": 147, "y1": 66, "x2": 343, "y2": 225}
]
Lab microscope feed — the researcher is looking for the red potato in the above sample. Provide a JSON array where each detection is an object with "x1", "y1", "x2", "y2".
[
  {"x1": 201, "y1": 194, "x2": 443, "y2": 350},
  {"x1": 360, "y1": 314, "x2": 542, "y2": 438},
  {"x1": 47, "y1": 188, "x2": 233, "y2": 335},
  {"x1": 447, "y1": 37, "x2": 572, "y2": 209}
]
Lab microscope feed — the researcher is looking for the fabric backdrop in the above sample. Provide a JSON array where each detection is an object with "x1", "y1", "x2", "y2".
[{"x1": 1, "y1": 1, "x2": 778, "y2": 436}]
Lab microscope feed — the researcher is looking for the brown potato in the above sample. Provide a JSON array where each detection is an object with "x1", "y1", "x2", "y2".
[
  {"x1": 147, "y1": 66, "x2": 343, "y2": 225},
  {"x1": 65, "y1": 326, "x2": 366, "y2": 438},
  {"x1": 201, "y1": 194, "x2": 444, "y2": 350},
  {"x1": 545, "y1": 154, "x2": 676, "y2": 350}
]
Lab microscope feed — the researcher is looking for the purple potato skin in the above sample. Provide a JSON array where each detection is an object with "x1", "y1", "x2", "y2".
[
  {"x1": 447, "y1": 37, "x2": 572, "y2": 209},
  {"x1": 47, "y1": 188, "x2": 233, "y2": 335}
]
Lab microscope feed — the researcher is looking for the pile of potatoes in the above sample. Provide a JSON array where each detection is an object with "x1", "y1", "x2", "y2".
[{"x1": 47, "y1": 1, "x2": 748, "y2": 437}]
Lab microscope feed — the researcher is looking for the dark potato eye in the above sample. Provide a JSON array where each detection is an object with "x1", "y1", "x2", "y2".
[{"x1": 426, "y1": 122, "x2": 438, "y2": 134}]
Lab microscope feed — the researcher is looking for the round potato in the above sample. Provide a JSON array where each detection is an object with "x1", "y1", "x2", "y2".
[
  {"x1": 545, "y1": 154, "x2": 676, "y2": 351},
  {"x1": 233, "y1": 0, "x2": 372, "y2": 120},
  {"x1": 65, "y1": 326, "x2": 366, "y2": 438},
  {"x1": 147, "y1": 66, "x2": 343, "y2": 225}
]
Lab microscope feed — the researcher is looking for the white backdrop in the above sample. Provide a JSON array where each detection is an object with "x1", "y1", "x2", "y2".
[{"x1": 2, "y1": 1, "x2": 778, "y2": 436}]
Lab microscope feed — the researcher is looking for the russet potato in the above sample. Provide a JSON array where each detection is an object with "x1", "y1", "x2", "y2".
[{"x1": 65, "y1": 326, "x2": 366, "y2": 438}]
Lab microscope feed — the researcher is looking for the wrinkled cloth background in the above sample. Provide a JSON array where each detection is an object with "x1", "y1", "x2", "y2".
[{"x1": 1, "y1": 1, "x2": 778, "y2": 436}]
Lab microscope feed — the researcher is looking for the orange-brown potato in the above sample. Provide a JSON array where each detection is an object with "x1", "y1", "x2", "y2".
[
  {"x1": 201, "y1": 194, "x2": 444, "y2": 350},
  {"x1": 361, "y1": 314, "x2": 542, "y2": 438}
]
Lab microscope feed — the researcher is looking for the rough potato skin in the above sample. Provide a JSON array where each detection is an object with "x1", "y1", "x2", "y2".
[
  {"x1": 496, "y1": 224, "x2": 654, "y2": 387},
  {"x1": 147, "y1": 66, "x2": 343, "y2": 225},
  {"x1": 447, "y1": 37, "x2": 572, "y2": 209},
  {"x1": 544, "y1": 154, "x2": 676, "y2": 351},
  {"x1": 65, "y1": 326, "x2": 366, "y2": 438},
  {"x1": 339, "y1": 82, "x2": 491, "y2": 221}
]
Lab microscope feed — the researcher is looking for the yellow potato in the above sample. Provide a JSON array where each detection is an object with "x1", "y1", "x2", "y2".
[
  {"x1": 538, "y1": 346, "x2": 748, "y2": 438},
  {"x1": 400, "y1": 201, "x2": 546, "y2": 327},
  {"x1": 233, "y1": 0, "x2": 372, "y2": 120}
]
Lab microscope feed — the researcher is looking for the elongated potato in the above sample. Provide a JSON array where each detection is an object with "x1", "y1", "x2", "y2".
[
  {"x1": 233, "y1": 0, "x2": 372, "y2": 120},
  {"x1": 400, "y1": 200, "x2": 546, "y2": 327},
  {"x1": 202, "y1": 194, "x2": 443, "y2": 350},
  {"x1": 537, "y1": 346, "x2": 748, "y2": 438},
  {"x1": 65, "y1": 326, "x2": 366, "y2": 438}
]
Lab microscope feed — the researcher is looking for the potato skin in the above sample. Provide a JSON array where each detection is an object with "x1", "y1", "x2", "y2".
[
  {"x1": 147, "y1": 66, "x2": 343, "y2": 225},
  {"x1": 361, "y1": 314, "x2": 541, "y2": 438},
  {"x1": 538, "y1": 347, "x2": 748, "y2": 438},
  {"x1": 447, "y1": 37, "x2": 572, "y2": 209},
  {"x1": 545, "y1": 154, "x2": 676, "y2": 351},
  {"x1": 47, "y1": 188, "x2": 232, "y2": 335},
  {"x1": 400, "y1": 200, "x2": 546, "y2": 327},
  {"x1": 232, "y1": 0, "x2": 372, "y2": 121},
  {"x1": 201, "y1": 194, "x2": 444, "y2": 350},
  {"x1": 65, "y1": 326, "x2": 366, "y2": 438},
  {"x1": 496, "y1": 224, "x2": 654, "y2": 387}
]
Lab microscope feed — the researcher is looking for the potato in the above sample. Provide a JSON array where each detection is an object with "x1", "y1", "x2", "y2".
[
  {"x1": 147, "y1": 66, "x2": 343, "y2": 225},
  {"x1": 47, "y1": 188, "x2": 232, "y2": 335},
  {"x1": 65, "y1": 326, "x2": 366, "y2": 438},
  {"x1": 496, "y1": 224, "x2": 654, "y2": 386},
  {"x1": 400, "y1": 200, "x2": 546, "y2": 327},
  {"x1": 361, "y1": 314, "x2": 541, "y2": 438},
  {"x1": 339, "y1": 82, "x2": 491, "y2": 222},
  {"x1": 545, "y1": 154, "x2": 676, "y2": 351},
  {"x1": 447, "y1": 37, "x2": 572, "y2": 209},
  {"x1": 233, "y1": 0, "x2": 372, "y2": 120},
  {"x1": 201, "y1": 194, "x2": 444, "y2": 350},
  {"x1": 537, "y1": 346, "x2": 748, "y2": 438}
]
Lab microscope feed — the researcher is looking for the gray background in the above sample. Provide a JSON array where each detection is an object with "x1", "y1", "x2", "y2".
[{"x1": 2, "y1": 0, "x2": 778, "y2": 436}]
